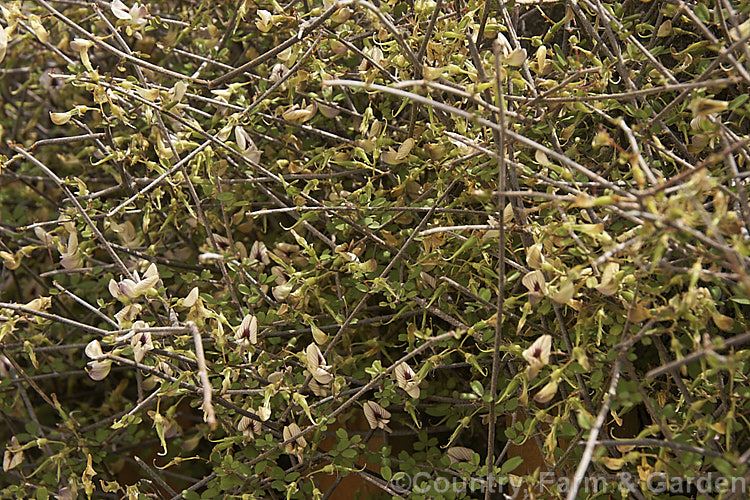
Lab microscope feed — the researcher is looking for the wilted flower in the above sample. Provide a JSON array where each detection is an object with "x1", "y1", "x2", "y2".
[
  {"x1": 198, "y1": 252, "x2": 223, "y2": 265},
  {"x1": 551, "y1": 277, "x2": 575, "y2": 305},
  {"x1": 522, "y1": 270, "x2": 547, "y2": 305},
  {"x1": 526, "y1": 244, "x2": 545, "y2": 270},
  {"x1": 0, "y1": 250, "x2": 21, "y2": 270},
  {"x1": 267, "y1": 371, "x2": 285, "y2": 385},
  {"x1": 446, "y1": 446, "x2": 474, "y2": 464},
  {"x1": 59, "y1": 232, "x2": 83, "y2": 270},
  {"x1": 108, "y1": 263, "x2": 160, "y2": 302},
  {"x1": 168, "y1": 80, "x2": 188, "y2": 103},
  {"x1": 0, "y1": 356, "x2": 13, "y2": 379},
  {"x1": 142, "y1": 361, "x2": 173, "y2": 390},
  {"x1": 69, "y1": 38, "x2": 94, "y2": 70},
  {"x1": 596, "y1": 262, "x2": 620, "y2": 296},
  {"x1": 114, "y1": 303, "x2": 142, "y2": 327},
  {"x1": 495, "y1": 32, "x2": 512, "y2": 57},
  {"x1": 23, "y1": 296, "x2": 51, "y2": 313},
  {"x1": 131, "y1": 321, "x2": 153, "y2": 363},
  {"x1": 310, "y1": 323, "x2": 328, "y2": 345},
  {"x1": 54, "y1": 486, "x2": 76, "y2": 500},
  {"x1": 495, "y1": 33, "x2": 526, "y2": 66},
  {"x1": 381, "y1": 138, "x2": 414, "y2": 166},
  {"x1": 34, "y1": 226, "x2": 54, "y2": 246},
  {"x1": 273, "y1": 282, "x2": 294, "y2": 301},
  {"x1": 522, "y1": 335, "x2": 552, "y2": 380},
  {"x1": 309, "y1": 378, "x2": 329, "y2": 397},
  {"x1": 359, "y1": 45, "x2": 384, "y2": 72},
  {"x1": 689, "y1": 97, "x2": 727, "y2": 128},
  {"x1": 363, "y1": 401, "x2": 392, "y2": 433},
  {"x1": 182, "y1": 287, "x2": 200, "y2": 308},
  {"x1": 235, "y1": 314, "x2": 258, "y2": 349},
  {"x1": 258, "y1": 402, "x2": 271, "y2": 421},
  {"x1": 271, "y1": 266, "x2": 294, "y2": 301},
  {"x1": 394, "y1": 362, "x2": 421, "y2": 398},
  {"x1": 283, "y1": 423, "x2": 307, "y2": 457},
  {"x1": 534, "y1": 379, "x2": 559, "y2": 404},
  {"x1": 68, "y1": 38, "x2": 92, "y2": 52},
  {"x1": 572, "y1": 346, "x2": 590, "y2": 371},
  {"x1": 281, "y1": 101, "x2": 316, "y2": 123},
  {"x1": 256, "y1": 9, "x2": 274, "y2": 32},
  {"x1": 306, "y1": 344, "x2": 333, "y2": 384},
  {"x1": 3, "y1": 436, "x2": 22, "y2": 472},
  {"x1": 109, "y1": 220, "x2": 143, "y2": 249}
]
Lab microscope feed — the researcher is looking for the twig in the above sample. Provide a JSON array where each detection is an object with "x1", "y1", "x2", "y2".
[
  {"x1": 323, "y1": 79, "x2": 635, "y2": 198},
  {"x1": 35, "y1": 0, "x2": 207, "y2": 83},
  {"x1": 485, "y1": 38, "x2": 508, "y2": 500},
  {"x1": 645, "y1": 332, "x2": 750, "y2": 379},
  {"x1": 566, "y1": 357, "x2": 622, "y2": 500},
  {"x1": 188, "y1": 321, "x2": 216, "y2": 429}
]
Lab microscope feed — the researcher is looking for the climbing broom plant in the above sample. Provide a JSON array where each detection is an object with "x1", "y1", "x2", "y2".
[{"x1": 1, "y1": 0, "x2": 750, "y2": 498}]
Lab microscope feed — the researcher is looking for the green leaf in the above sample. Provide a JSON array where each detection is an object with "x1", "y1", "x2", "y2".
[
  {"x1": 381, "y1": 465, "x2": 392, "y2": 481},
  {"x1": 501, "y1": 456, "x2": 524, "y2": 474},
  {"x1": 729, "y1": 94, "x2": 749, "y2": 110},
  {"x1": 470, "y1": 380, "x2": 484, "y2": 397}
]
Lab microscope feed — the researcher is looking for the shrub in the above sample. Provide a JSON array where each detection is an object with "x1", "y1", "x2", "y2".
[{"x1": 1, "y1": 0, "x2": 749, "y2": 498}]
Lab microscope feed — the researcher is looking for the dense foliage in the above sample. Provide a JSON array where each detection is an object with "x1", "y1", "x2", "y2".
[{"x1": 1, "y1": 0, "x2": 750, "y2": 498}]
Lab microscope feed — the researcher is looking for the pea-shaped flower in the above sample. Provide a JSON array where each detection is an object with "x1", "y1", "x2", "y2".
[
  {"x1": 85, "y1": 340, "x2": 112, "y2": 381},
  {"x1": 108, "y1": 263, "x2": 160, "y2": 302},
  {"x1": 283, "y1": 423, "x2": 307, "y2": 457},
  {"x1": 394, "y1": 362, "x2": 421, "y2": 398},
  {"x1": 363, "y1": 401, "x2": 392, "y2": 433},
  {"x1": 522, "y1": 335, "x2": 552, "y2": 380},
  {"x1": 235, "y1": 314, "x2": 258, "y2": 349},
  {"x1": 305, "y1": 344, "x2": 333, "y2": 384}
]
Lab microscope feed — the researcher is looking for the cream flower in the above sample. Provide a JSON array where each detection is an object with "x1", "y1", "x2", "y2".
[
  {"x1": 108, "y1": 263, "x2": 160, "y2": 302},
  {"x1": 309, "y1": 379, "x2": 330, "y2": 397},
  {"x1": 235, "y1": 314, "x2": 258, "y2": 348},
  {"x1": 305, "y1": 344, "x2": 333, "y2": 384},
  {"x1": 394, "y1": 362, "x2": 421, "y2": 398},
  {"x1": 363, "y1": 401, "x2": 392, "y2": 433},
  {"x1": 596, "y1": 262, "x2": 620, "y2": 296},
  {"x1": 248, "y1": 241, "x2": 270, "y2": 270},
  {"x1": 238, "y1": 412, "x2": 262, "y2": 439},
  {"x1": 526, "y1": 244, "x2": 545, "y2": 270},
  {"x1": 283, "y1": 423, "x2": 307, "y2": 457},
  {"x1": 85, "y1": 340, "x2": 112, "y2": 381},
  {"x1": 522, "y1": 270, "x2": 547, "y2": 305},
  {"x1": 522, "y1": 335, "x2": 552, "y2": 380},
  {"x1": 130, "y1": 321, "x2": 153, "y2": 363},
  {"x1": 111, "y1": 0, "x2": 148, "y2": 28},
  {"x1": 234, "y1": 126, "x2": 261, "y2": 164}
]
